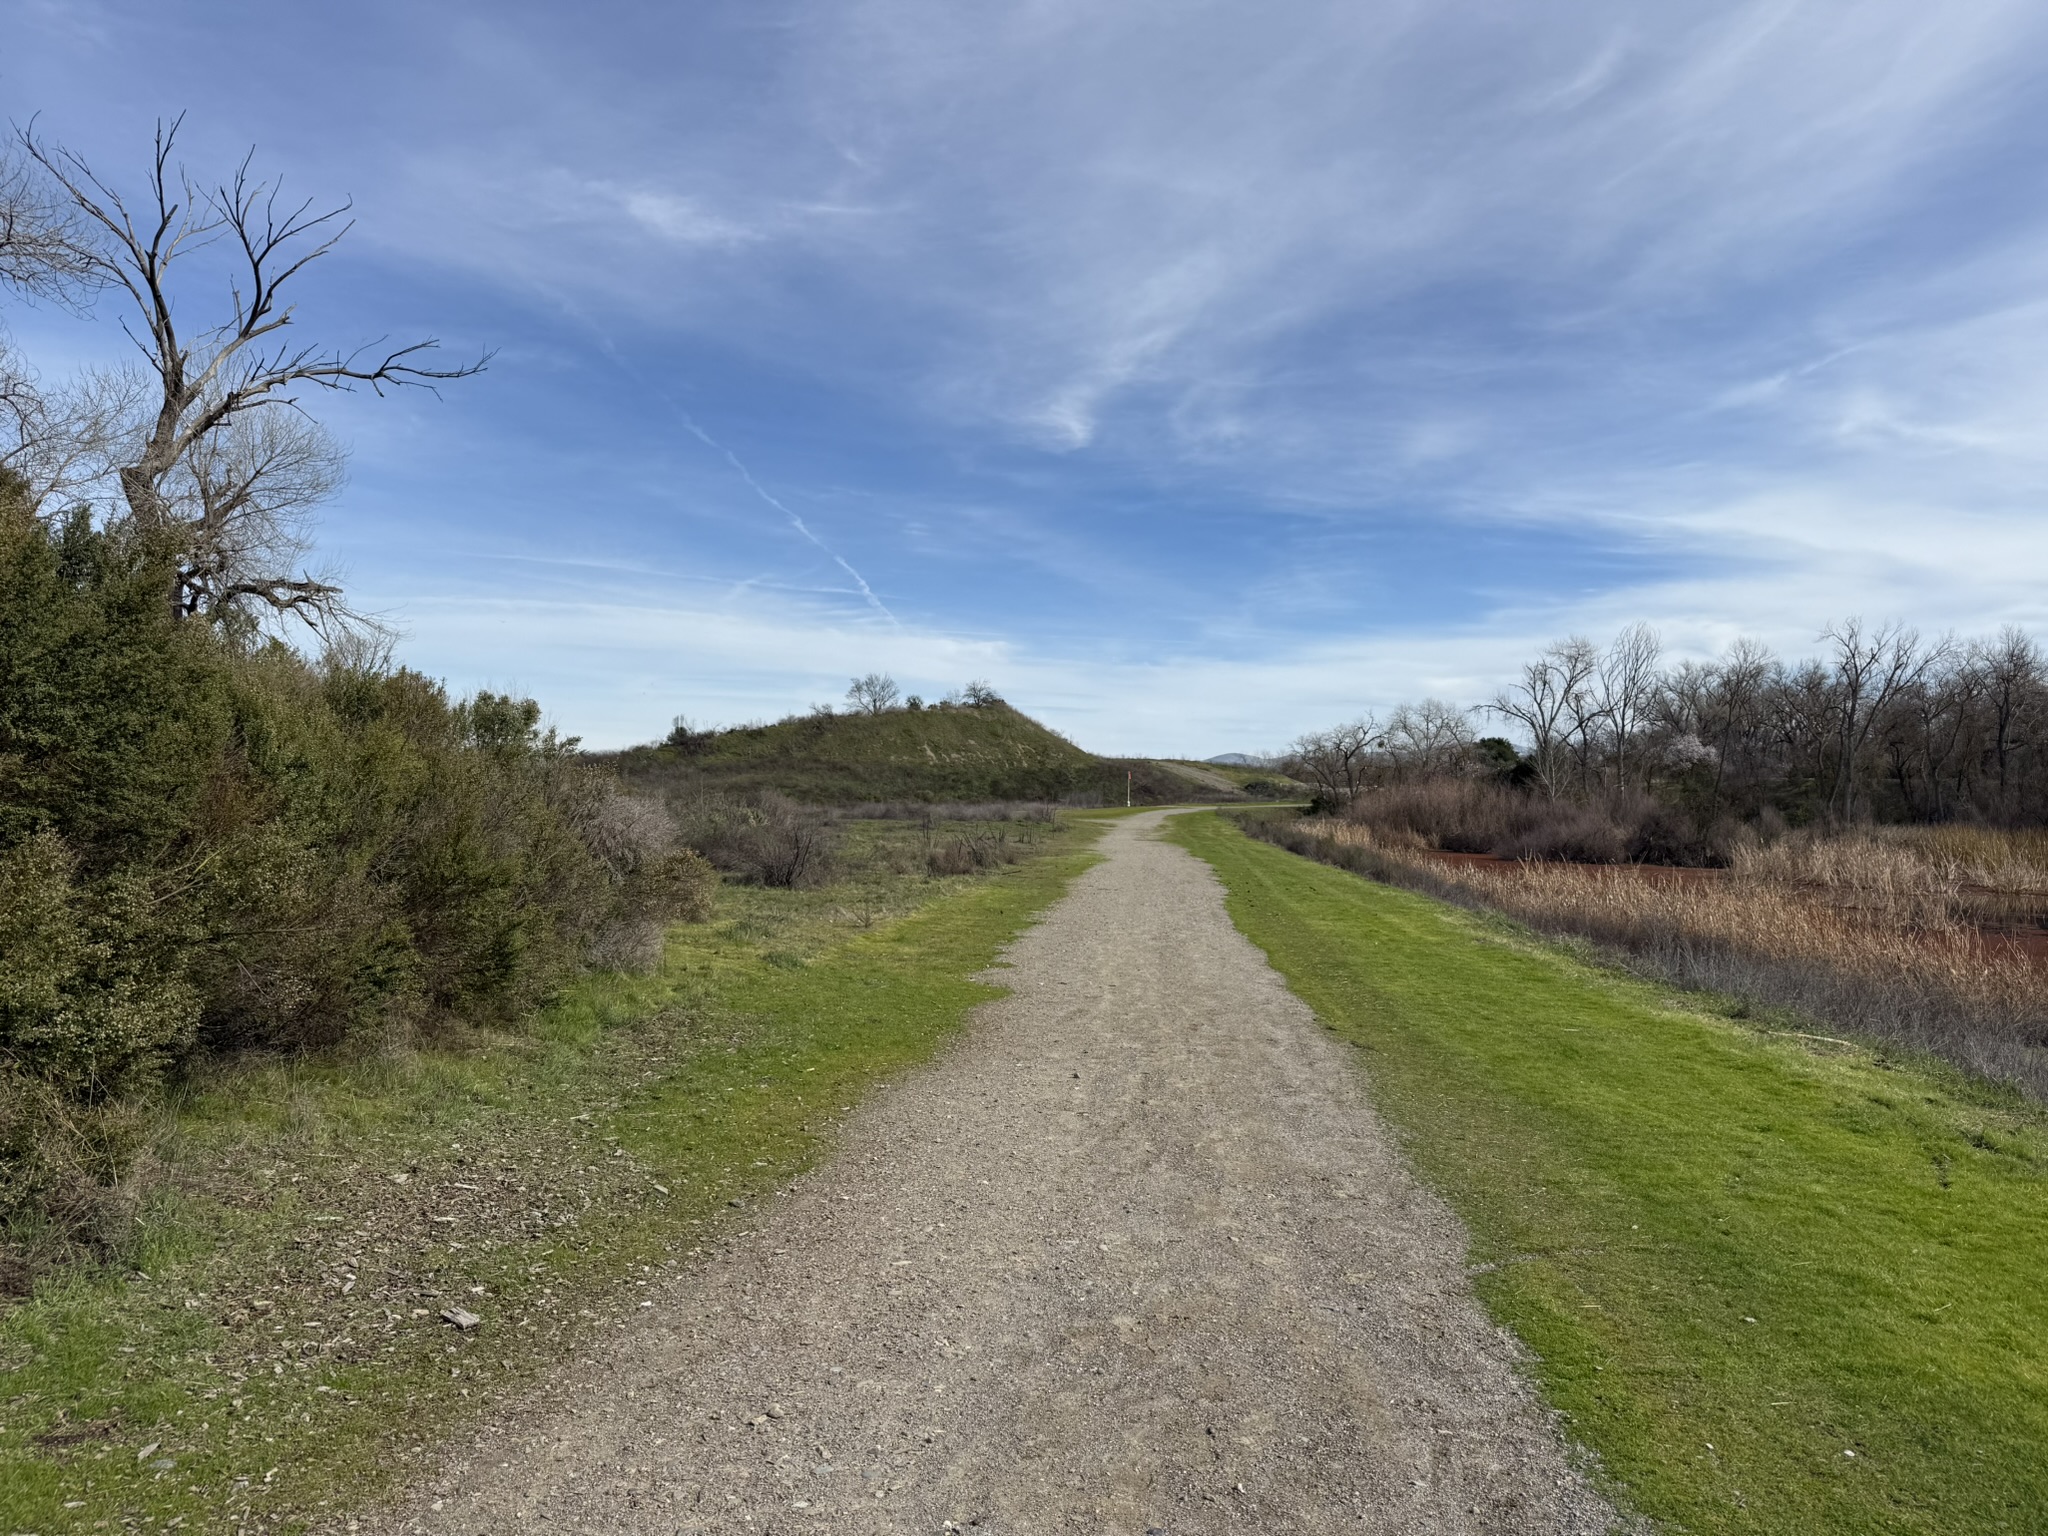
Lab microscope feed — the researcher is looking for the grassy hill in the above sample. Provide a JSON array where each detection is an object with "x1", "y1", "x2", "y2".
[
  {"x1": 1164, "y1": 758, "x2": 1309, "y2": 795},
  {"x1": 604, "y1": 702, "x2": 1265, "y2": 806}
]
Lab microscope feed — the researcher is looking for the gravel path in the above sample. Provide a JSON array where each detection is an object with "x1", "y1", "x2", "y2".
[{"x1": 360, "y1": 811, "x2": 1621, "y2": 1535}]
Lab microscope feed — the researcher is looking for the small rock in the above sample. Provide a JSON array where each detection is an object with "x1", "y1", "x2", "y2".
[
  {"x1": 441, "y1": 1308, "x2": 482, "y2": 1330},
  {"x1": 766, "y1": 1403, "x2": 787, "y2": 1419}
]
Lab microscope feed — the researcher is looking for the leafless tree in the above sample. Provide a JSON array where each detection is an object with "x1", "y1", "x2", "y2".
[
  {"x1": 1822, "y1": 620, "x2": 1948, "y2": 822},
  {"x1": 1978, "y1": 627, "x2": 2044, "y2": 820},
  {"x1": 1596, "y1": 622, "x2": 1662, "y2": 790},
  {"x1": 1492, "y1": 637, "x2": 1599, "y2": 795},
  {"x1": 0, "y1": 346, "x2": 140, "y2": 511},
  {"x1": 0, "y1": 147, "x2": 98, "y2": 297},
  {"x1": 845, "y1": 672, "x2": 900, "y2": 714},
  {"x1": 1382, "y1": 699, "x2": 1474, "y2": 780},
  {"x1": 1306, "y1": 618, "x2": 2048, "y2": 832},
  {"x1": 16, "y1": 117, "x2": 487, "y2": 628},
  {"x1": 1289, "y1": 716, "x2": 1380, "y2": 806},
  {"x1": 2, "y1": 145, "x2": 123, "y2": 505}
]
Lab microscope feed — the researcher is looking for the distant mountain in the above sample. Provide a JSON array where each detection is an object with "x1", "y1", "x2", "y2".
[{"x1": 1205, "y1": 752, "x2": 1269, "y2": 767}]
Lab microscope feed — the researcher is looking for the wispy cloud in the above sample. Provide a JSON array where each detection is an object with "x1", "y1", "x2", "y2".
[
  {"x1": 673, "y1": 412, "x2": 898, "y2": 624},
  {"x1": 11, "y1": 0, "x2": 2048, "y2": 748}
]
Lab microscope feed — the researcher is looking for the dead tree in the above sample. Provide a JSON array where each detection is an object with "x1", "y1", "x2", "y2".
[{"x1": 19, "y1": 117, "x2": 487, "y2": 629}]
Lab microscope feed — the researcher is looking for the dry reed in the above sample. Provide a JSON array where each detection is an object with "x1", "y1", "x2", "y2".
[{"x1": 1250, "y1": 816, "x2": 2048, "y2": 1099}]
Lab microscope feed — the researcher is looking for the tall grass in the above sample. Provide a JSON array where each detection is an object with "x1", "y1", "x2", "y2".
[
  {"x1": 1247, "y1": 814, "x2": 2048, "y2": 1098},
  {"x1": 1340, "y1": 778, "x2": 1721, "y2": 864}
]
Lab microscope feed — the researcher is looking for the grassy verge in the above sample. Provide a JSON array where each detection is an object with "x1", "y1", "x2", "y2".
[
  {"x1": 1169, "y1": 812, "x2": 2048, "y2": 1535},
  {"x1": 0, "y1": 816, "x2": 1102, "y2": 1534}
]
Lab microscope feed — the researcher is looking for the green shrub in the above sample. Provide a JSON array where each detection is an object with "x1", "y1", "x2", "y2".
[
  {"x1": 0, "y1": 831, "x2": 200, "y2": 1097},
  {"x1": 0, "y1": 496, "x2": 707, "y2": 1269}
]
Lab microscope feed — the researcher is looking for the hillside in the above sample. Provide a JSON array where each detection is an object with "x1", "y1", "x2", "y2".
[{"x1": 605, "y1": 702, "x2": 1257, "y2": 805}]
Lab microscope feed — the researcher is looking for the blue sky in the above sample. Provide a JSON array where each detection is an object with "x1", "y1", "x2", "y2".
[{"x1": 8, "y1": 0, "x2": 2048, "y2": 753}]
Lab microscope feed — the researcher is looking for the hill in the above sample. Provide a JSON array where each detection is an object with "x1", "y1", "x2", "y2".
[{"x1": 606, "y1": 701, "x2": 1229, "y2": 805}]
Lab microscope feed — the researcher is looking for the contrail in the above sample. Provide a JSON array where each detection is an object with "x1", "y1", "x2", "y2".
[
  {"x1": 555, "y1": 301, "x2": 898, "y2": 625},
  {"x1": 673, "y1": 414, "x2": 899, "y2": 625}
]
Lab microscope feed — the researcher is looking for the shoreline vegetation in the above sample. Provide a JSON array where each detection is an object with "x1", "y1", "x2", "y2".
[
  {"x1": 1243, "y1": 813, "x2": 2048, "y2": 1100},
  {"x1": 1267, "y1": 622, "x2": 2048, "y2": 1101}
]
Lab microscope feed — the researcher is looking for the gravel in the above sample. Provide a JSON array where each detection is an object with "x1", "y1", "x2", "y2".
[{"x1": 348, "y1": 811, "x2": 1623, "y2": 1534}]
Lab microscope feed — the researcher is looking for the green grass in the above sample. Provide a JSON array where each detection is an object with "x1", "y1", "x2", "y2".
[
  {"x1": 613, "y1": 700, "x2": 1112, "y2": 803},
  {"x1": 1162, "y1": 759, "x2": 1306, "y2": 795},
  {"x1": 1169, "y1": 811, "x2": 2048, "y2": 1535},
  {"x1": 607, "y1": 700, "x2": 1240, "y2": 806},
  {"x1": 0, "y1": 817, "x2": 1103, "y2": 1533}
]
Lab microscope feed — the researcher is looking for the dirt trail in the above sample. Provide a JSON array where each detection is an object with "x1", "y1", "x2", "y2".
[{"x1": 360, "y1": 811, "x2": 1619, "y2": 1535}]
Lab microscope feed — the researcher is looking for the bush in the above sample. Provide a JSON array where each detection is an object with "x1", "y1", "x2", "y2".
[
  {"x1": 671, "y1": 790, "x2": 837, "y2": 888},
  {"x1": 0, "y1": 831, "x2": 199, "y2": 1097},
  {"x1": 0, "y1": 501, "x2": 708, "y2": 1268},
  {"x1": 926, "y1": 827, "x2": 1025, "y2": 876},
  {"x1": 1344, "y1": 779, "x2": 1718, "y2": 865}
]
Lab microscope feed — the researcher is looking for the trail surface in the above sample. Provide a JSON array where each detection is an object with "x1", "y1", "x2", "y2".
[{"x1": 363, "y1": 812, "x2": 1618, "y2": 1535}]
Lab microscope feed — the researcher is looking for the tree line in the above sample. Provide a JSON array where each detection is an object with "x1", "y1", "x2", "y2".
[{"x1": 1290, "y1": 620, "x2": 2048, "y2": 835}]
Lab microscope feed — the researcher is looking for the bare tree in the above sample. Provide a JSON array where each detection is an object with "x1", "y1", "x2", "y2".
[
  {"x1": 1822, "y1": 619, "x2": 1947, "y2": 822},
  {"x1": 0, "y1": 147, "x2": 98, "y2": 297},
  {"x1": 1595, "y1": 623, "x2": 1661, "y2": 790},
  {"x1": 1289, "y1": 716, "x2": 1379, "y2": 806},
  {"x1": 1492, "y1": 637, "x2": 1599, "y2": 795},
  {"x1": 1978, "y1": 627, "x2": 2044, "y2": 820},
  {"x1": 1298, "y1": 619, "x2": 2048, "y2": 830},
  {"x1": 17, "y1": 117, "x2": 487, "y2": 628},
  {"x1": 0, "y1": 346, "x2": 140, "y2": 511},
  {"x1": 1, "y1": 145, "x2": 125, "y2": 507},
  {"x1": 845, "y1": 672, "x2": 900, "y2": 714},
  {"x1": 1382, "y1": 699, "x2": 1474, "y2": 781}
]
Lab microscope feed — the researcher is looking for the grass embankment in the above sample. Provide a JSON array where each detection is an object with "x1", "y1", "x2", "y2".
[
  {"x1": 0, "y1": 816, "x2": 1103, "y2": 1534},
  {"x1": 1258, "y1": 814, "x2": 2048, "y2": 1099},
  {"x1": 1170, "y1": 812, "x2": 2048, "y2": 1536}
]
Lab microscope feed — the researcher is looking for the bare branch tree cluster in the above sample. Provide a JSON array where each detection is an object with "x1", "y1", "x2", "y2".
[
  {"x1": 1300, "y1": 621, "x2": 2048, "y2": 829},
  {"x1": 1, "y1": 116, "x2": 486, "y2": 632},
  {"x1": 1289, "y1": 717, "x2": 1381, "y2": 806}
]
